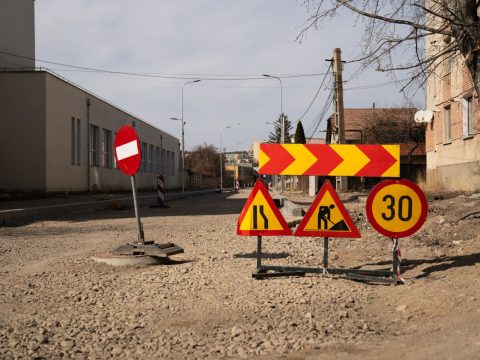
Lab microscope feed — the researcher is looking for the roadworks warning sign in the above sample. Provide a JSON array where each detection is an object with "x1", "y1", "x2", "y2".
[
  {"x1": 237, "y1": 180, "x2": 292, "y2": 236},
  {"x1": 294, "y1": 180, "x2": 360, "y2": 238}
]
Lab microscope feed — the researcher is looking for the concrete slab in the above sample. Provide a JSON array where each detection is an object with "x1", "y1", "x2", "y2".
[
  {"x1": 92, "y1": 254, "x2": 169, "y2": 266},
  {"x1": 282, "y1": 200, "x2": 304, "y2": 217}
]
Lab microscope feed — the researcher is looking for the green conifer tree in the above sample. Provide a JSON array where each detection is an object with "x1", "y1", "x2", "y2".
[
  {"x1": 294, "y1": 121, "x2": 306, "y2": 144},
  {"x1": 267, "y1": 114, "x2": 292, "y2": 143}
]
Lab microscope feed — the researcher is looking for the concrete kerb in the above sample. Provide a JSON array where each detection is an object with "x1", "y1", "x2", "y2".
[
  {"x1": 0, "y1": 189, "x2": 218, "y2": 225},
  {"x1": 282, "y1": 199, "x2": 304, "y2": 217}
]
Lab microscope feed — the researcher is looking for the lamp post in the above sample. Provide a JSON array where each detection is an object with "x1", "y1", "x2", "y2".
[
  {"x1": 263, "y1": 74, "x2": 284, "y2": 192},
  {"x1": 169, "y1": 117, "x2": 185, "y2": 193},
  {"x1": 171, "y1": 79, "x2": 200, "y2": 194},
  {"x1": 234, "y1": 142, "x2": 242, "y2": 186},
  {"x1": 219, "y1": 126, "x2": 231, "y2": 192}
]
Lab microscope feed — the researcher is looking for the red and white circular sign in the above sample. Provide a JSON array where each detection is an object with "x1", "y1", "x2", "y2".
[
  {"x1": 114, "y1": 125, "x2": 142, "y2": 176},
  {"x1": 366, "y1": 179, "x2": 428, "y2": 238}
]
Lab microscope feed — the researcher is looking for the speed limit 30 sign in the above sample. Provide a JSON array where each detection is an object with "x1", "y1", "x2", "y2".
[{"x1": 366, "y1": 179, "x2": 428, "y2": 238}]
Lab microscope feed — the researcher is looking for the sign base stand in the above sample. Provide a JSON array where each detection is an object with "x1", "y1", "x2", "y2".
[
  {"x1": 251, "y1": 236, "x2": 403, "y2": 285},
  {"x1": 112, "y1": 241, "x2": 184, "y2": 257},
  {"x1": 111, "y1": 175, "x2": 184, "y2": 259}
]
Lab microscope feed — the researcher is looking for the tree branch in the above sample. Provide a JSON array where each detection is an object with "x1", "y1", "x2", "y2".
[{"x1": 338, "y1": 0, "x2": 452, "y2": 36}]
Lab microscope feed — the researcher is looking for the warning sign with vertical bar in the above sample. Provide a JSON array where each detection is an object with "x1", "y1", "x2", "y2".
[
  {"x1": 294, "y1": 180, "x2": 361, "y2": 238},
  {"x1": 237, "y1": 180, "x2": 292, "y2": 236}
]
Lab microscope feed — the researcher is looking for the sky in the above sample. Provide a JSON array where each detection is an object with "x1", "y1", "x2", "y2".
[{"x1": 35, "y1": 0, "x2": 425, "y2": 152}]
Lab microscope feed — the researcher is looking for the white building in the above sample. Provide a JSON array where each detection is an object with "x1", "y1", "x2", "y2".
[
  {"x1": 0, "y1": 71, "x2": 181, "y2": 192},
  {"x1": 0, "y1": 0, "x2": 35, "y2": 70},
  {"x1": 0, "y1": 0, "x2": 181, "y2": 193}
]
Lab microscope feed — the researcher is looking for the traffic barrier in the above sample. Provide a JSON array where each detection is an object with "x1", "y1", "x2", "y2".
[
  {"x1": 157, "y1": 175, "x2": 165, "y2": 206},
  {"x1": 237, "y1": 179, "x2": 428, "y2": 284}
]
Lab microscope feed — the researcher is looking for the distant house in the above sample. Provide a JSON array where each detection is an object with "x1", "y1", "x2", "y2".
[
  {"x1": 224, "y1": 150, "x2": 256, "y2": 187},
  {"x1": 425, "y1": 35, "x2": 480, "y2": 191},
  {"x1": 325, "y1": 107, "x2": 425, "y2": 189}
]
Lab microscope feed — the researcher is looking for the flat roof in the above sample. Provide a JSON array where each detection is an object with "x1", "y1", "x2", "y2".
[{"x1": 0, "y1": 68, "x2": 179, "y2": 141}]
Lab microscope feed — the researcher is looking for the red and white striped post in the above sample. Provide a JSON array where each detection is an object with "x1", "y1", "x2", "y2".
[{"x1": 157, "y1": 175, "x2": 165, "y2": 206}]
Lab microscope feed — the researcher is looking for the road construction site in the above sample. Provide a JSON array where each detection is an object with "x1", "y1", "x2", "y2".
[{"x1": 1, "y1": 189, "x2": 480, "y2": 359}]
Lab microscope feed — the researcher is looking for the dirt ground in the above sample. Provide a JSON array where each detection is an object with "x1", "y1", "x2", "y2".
[{"x1": 0, "y1": 188, "x2": 479, "y2": 359}]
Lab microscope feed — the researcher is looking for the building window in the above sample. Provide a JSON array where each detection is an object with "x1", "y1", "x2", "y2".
[
  {"x1": 89, "y1": 124, "x2": 100, "y2": 166},
  {"x1": 71, "y1": 118, "x2": 76, "y2": 165},
  {"x1": 156, "y1": 147, "x2": 160, "y2": 174},
  {"x1": 166, "y1": 151, "x2": 171, "y2": 175},
  {"x1": 113, "y1": 132, "x2": 118, "y2": 169},
  {"x1": 76, "y1": 119, "x2": 81, "y2": 165},
  {"x1": 171, "y1": 151, "x2": 175, "y2": 176},
  {"x1": 141, "y1": 142, "x2": 147, "y2": 172},
  {"x1": 149, "y1": 144, "x2": 154, "y2": 173},
  {"x1": 101, "y1": 129, "x2": 112, "y2": 168},
  {"x1": 444, "y1": 106, "x2": 451, "y2": 143},
  {"x1": 161, "y1": 149, "x2": 166, "y2": 175},
  {"x1": 463, "y1": 96, "x2": 474, "y2": 138},
  {"x1": 71, "y1": 118, "x2": 81, "y2": 165}
]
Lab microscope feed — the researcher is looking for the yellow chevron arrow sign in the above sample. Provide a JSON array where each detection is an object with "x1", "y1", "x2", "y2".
[{"x1": 259, "y1": 144, "x2": 400, "y2": 177}]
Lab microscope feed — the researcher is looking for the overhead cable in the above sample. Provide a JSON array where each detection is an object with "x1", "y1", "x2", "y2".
[
  {"x1": 296, "y1": 67, "x2": 332, "y2": 123},
  {"x1": 0, "y1": 50, "x2": 326, "y2": 81}
]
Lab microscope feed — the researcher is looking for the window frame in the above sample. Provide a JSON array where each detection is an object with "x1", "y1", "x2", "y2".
[
  {"x1": 89, "y1": 124, "x2": 100, "y2": 167},
  {"x1": 141, "y1": 142, "x2": 147, "y2": 172},
  {"x1": 101, "y1": 128, "x2": 113, "y2": 168},
  {"x1": 463, "y1": 95, "x2": 474, "y2": 138},
  {"x1": 443, "y1": 105, "x2": 451, "y2": 143},
  {"x1": 71, "y1": 117, "x2": 76, "y2": 165}
]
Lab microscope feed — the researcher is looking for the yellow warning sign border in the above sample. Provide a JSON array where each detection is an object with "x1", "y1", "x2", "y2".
[
  {"x1": 237, "y1": 180, "x2": 292, "y2": 236},
  {"x1": 294, "y1": 180, "x2": 361, "y2": 238}
]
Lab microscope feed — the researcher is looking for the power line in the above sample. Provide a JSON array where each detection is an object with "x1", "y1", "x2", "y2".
[
  {"x1": 295, "y1": 67, "x2": 332, "y2": 123},
  {"x1": 307, "y1": 87, "x2": 334, "y2": 139},
  {"x1": 0, "y1": 50, "x2": 327, "y2": 81},
  {"x1": 344, "y1": 78, "x2": 410, "y2": 91}
]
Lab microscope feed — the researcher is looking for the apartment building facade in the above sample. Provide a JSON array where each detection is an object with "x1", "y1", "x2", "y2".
[{"x1": 425, "y1": 42, "x2": 480, "y2": 191}]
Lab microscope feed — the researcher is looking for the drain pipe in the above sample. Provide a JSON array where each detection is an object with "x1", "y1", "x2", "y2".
[{"x1": 86, "y1": 98, "x2": 91, "y2": 192}]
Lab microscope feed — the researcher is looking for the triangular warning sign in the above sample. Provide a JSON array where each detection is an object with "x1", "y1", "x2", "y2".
[
  {"x1": 237, "y1": 180, "x2": 292, "y2": 236},
  {"x1": 294, "y1": 180, "x2": 361, "y2": 238}
]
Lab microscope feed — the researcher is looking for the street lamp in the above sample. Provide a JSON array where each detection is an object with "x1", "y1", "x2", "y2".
[
  {"x1": 263, "y1": 74, "x2": 285, "y2": 192},
  {"x1": 169, "y1": 117, "x2": 184, "y2": 193},
  {"x1": 231, "y1": 142, "x2": 243, "y2": 187},
  {"x1": 219, "y1": 126, "x2": 231, "y2": 192},
  {"x1": 172, "y1": 79, "x2": 200, "y2": 194}
]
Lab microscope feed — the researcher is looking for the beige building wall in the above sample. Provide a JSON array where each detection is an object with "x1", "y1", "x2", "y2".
[
  {"x1": 425, "y1": 28, "x2": 480, "y2": 191},
  {"x1": 0, "y1": 0, "x2": 35, "y2": 69},
  {"x1": 0, "y1": 72, "x2": 46, "y2": 191},
  {"x1": 0, "y1": 71, "x2": 180, "y2": 192}
]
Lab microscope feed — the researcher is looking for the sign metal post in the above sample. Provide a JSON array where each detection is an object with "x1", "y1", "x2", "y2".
[
  {"x1": 256, "y1": 236, "x2": 262, "y2": 270},
  {"x1": 392, "y1": 238, "x2": 398, "y2": 281},
  {"x1": 323, "y1": 237, "x2": 329, "y2": 269},
  {"x1": 112, "y1": 125, "x2": 184, "y2": 258},
  {"x1": 130, "y1": 175, "x2": 144, "y2": 244}
]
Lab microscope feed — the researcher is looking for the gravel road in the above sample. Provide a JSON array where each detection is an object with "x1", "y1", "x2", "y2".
[{"x1": 1, "y1": 189, "x2": 479, "y2": 359}]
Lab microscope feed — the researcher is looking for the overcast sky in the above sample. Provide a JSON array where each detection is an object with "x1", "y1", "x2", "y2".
[{"x1": 35, "y1": 1, "x2": 424, "y2": 152}]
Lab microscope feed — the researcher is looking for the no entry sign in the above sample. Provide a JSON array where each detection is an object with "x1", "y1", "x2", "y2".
[{"x1": 114, "y1": 125, "x2": 142, "y2": 176}]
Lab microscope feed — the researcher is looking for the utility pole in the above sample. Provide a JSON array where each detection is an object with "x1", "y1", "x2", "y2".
[{"x1": 333, "y1": 48, "x2": 347, "y2": 191}]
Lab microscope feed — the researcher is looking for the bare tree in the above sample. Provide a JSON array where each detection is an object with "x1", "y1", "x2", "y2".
[
  {"x1": 299, "y1": 1, "x2": 480, "y2": 95},
  {"x1": 361, "y1": 108, "x2": 425, "y2": 162},
  {"x1": 185, "y1": 144, "x2": 219, "y2": 177}
]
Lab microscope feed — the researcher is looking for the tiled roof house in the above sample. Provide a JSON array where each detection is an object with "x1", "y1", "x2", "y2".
[{"x1": 326, "y1": 107, "x2": 425, "y2": 189}]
